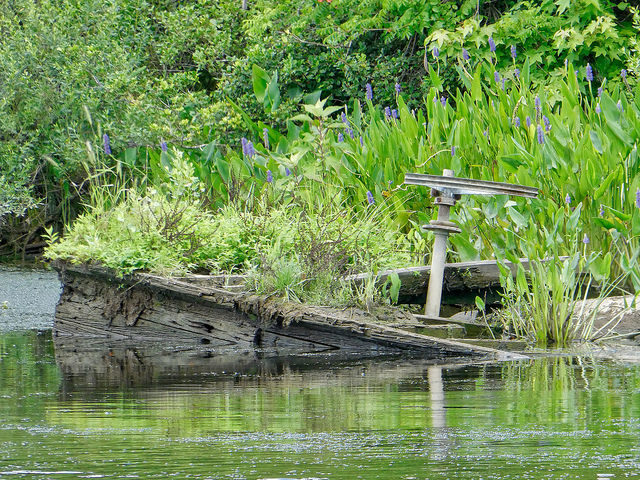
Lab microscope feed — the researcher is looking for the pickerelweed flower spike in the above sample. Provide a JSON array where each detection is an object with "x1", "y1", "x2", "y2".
[
  {"x1": 391, "y1": 109, "x2": 398, "y2": 120},
  {"x1": 366, "y1": 191, "x2": 374, "y2": 205},
  {"x1": 586, "y1": 63, "x2": 593, "y2": 82},
  {"x1": 621, "y1": 69, "x2": 627, "y2": 80},
  {"x1": 595, "y1": 104, "x2": 601, "y2": 114},
  {"x1": 534, "y1": 95, "x2": 541, "y2": 112},
  {"x1": 384, "y1": 106, "x2": 391, "y2": 119},
  {"x1": 537, "y1": 125, "x2": 545, "y2": 145},
  {"x1": 440, "y1": 96, "x2": 447, "y2": 107},
  {"x1": 597, "y1": 86, "x2": 603, "y2": 97},
  {"x1": 636, "y1": 189, "x2": 640, "y2": 209},
  {"x1": 246, "y1": 141, "x2": 255, "y2": 159},
  {"x1": 241, "y1": 137, "x2": 248, "y2": 156},
  {"x1": 510, "y1": 45, "x2": 516, "y2": 59},
  {"x1": 160, "y1": 140, "x2": 168, "y2": 152},
  {"x1": 494, "y1": 71, "x2": 500, "y2": 83},
  {"x1": 514, "y1": 117, "x2": 521, "y2": 127},
  {"x1": 543, "y1": 115, "x2": 551, "y2": 132},
  {"x1": 433, "y1": 46, "x2": 440, "y2": 59},
  {"x1": 285, "y1": 167, "x2": 291, "y2": 176},
  {"x1": 266, "y1": 170, "x2": 273, "y2": 183},
  {"x1": 103, "y1": 134, "x2": 111, "y2": 155},
  {"x1": 599, "y1": 204, "x2": 605, "y2": 216},
  {"x1": 526, "y1": 116, "x2": 532, "y2": 128},
  {"x1": 365, "y1": 83, "x2": 373, "y2": 101},
  {"x1": 488, "y1": 36, "x2": 496, "y2": 53},
  {"x1": 462, "y1": 48, "x2": 470, "y2": 61},
  {"x1": 583, "y1": 234, "x2": 590, "y2": 245},
  {"x1": 341, "y1": 112, "x2": 349, "y2": 125},
  {"x1": 338, "y1": 133, "x2": 344, "y2": 143},
  {"x1": 346, "y1": 128, "x2": 354, "y2": 139},
  {"x1": 395, "y1": 82, "x2": 401, "y2": 94},
  {"x1": 514, "y1": 68, "x2": 520, "y2": 79},
  {"x1": 565, "y1": 193, "x2": 571, "y2": 205},
  {"x1": 263, "y1": 128, "x2": 269, "y2": 149},
  {"x1": 451, "y1": 145, "x2": 456, "y2": 157}
]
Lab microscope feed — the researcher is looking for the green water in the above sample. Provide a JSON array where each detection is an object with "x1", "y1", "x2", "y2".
[{"x1": 1, "y1": 330, "x2": 640, "y2": 479}]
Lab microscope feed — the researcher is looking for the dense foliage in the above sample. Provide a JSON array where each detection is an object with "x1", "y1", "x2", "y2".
[
  {"x1": 1, "y1": 0, "x2": 637, "y2": 254},
  {"x1": 4, "y1": 0, "x2": 640, "y2": 343}
]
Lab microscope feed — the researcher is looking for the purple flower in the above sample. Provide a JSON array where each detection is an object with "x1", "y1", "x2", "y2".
[
  {"x1": 266, "y1": 170, "x2": 273, "y2": 183},
  {"x1": 346, "y1": 128, "x2": 355, "y2": 139},
  {"x1": 514, "y1": 68, "x2": 520, "y2": 79},
  {"x1": 366, "y1": 83, "x2": 373, "y2": 101},
  {"x1": 160, "y1": 140, "x2": 168, "y2": 152},
  {"x1": 285, "y1": 167, "x2": 291, "y2": 176},
  {"x1": 597, "y1": 86, "x2": 603, "y2": 97},
  {"x1": 501, "y1": 78, "x2": 506, "y2": 90},
  {"x1": 451, "y1": 145, "x2": 456, "y2": 156},
  {"x1": 586, "y1": 63, "x2": 593, "y2": 82},
  {"x1": 360, "y1": 136, "x2": 364, "y2": 147},
  {"x1": 510, "y1": 45, "x2": 517, "y2": 59},
  {"x1": 595, "y1": 103, "x2": 601, "y2": 114},
  {"x1": 241, "y1": 137, "x2": 248, "y2": 155},
  {"x1": 395, "y1": 82, "x2": 401, "y2": 94},
  {"x1": 514, "y1": 117, "x2": 521, "y2": 128},
  {"x1": 621, "y1": 69, "x2": 627, "y2": 80},
  {"x1": 462, "y1": 48, "x2": 470, "y2": 61},
  {"x1": 391, "y1": 109, "x2": 398, "y2": 120},
  {"x1": 494, "y1": 71, "x2": 500, "y2": 83},
  {"x1": 543, "y1": 115, "x2": 551, "y2": 132},
  {"x1": 534, "y1": 95, "x2": 541, "y2": 113},
  {"x1": 537, "y1": 125, "x2": 545, "y2": 145},
  {"x1": 366, "y1": 191, "x2": 375, "y2": 205},
  {"x1": 246, "y1": 141, "x2": 255, "y2": 159},
  {"x1": 433, "y1": 47, "x2": 440, "y2": 59},
  {"x1": 337, "y1": 132, "x2": 344, "y2": 143},
  {"x1": 636, "y1": 189, "x2": 640, "y2": 209},
  {"x1": 488, "y1": 37, "x2": 496, "y2": 53},
  {"x1": 384, "y1": 106, "x2": 391, "y2": 119},
  {"x1": 103, "y1": 134, "x2": 111, "y2": 155},
  {"x1": 440, "y1": 96, "x2": 447, "y2": 107},
  {"x1": 263, "y1": 128, "x2": 269, "y2": 150},
  {"x1": 341, "y1": 112, "x2": 349, "y2": 126},
  {"x1": 583, "y1": 234, "x2": 590, "y2": 245},
  {"x1": 565, "y1": 193, "x2": 571, "y2": 205},
  {"x1": 526, "y1": 116, "x2": 532, "y2": 128},
  {"x1": 599, "y1": 204, "x2": 605, "y2": 216}
]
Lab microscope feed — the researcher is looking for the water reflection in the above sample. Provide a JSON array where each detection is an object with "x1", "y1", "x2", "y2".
[{"x1": 2, "y1": 330, "x2": 640, "y2": 479}]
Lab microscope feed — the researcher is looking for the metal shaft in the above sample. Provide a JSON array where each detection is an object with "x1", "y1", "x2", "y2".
[
  {"x1": 425, "y1": 205, "x2": 451, "y2": 317},
  {"x1": 424, "y1": 169, "x2": 455, "y2": 317}
]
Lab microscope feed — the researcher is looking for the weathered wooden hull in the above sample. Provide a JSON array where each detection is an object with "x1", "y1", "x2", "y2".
[
  {"x1": 52, "y1": 262, "x2": 516, "y2": 360},
  {"x1": 348, "y1": 258, "x2": 552, "y2": 305}
]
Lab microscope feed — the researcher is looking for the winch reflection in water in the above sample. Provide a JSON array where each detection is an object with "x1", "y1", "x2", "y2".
[{"x1": 1, "y1": 330, "x2": 639, "y2": 479}]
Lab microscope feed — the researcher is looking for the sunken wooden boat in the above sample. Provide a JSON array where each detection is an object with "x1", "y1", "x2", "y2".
[{"x1": 51, "y1": 261, "x2": 520, "y2": 360}]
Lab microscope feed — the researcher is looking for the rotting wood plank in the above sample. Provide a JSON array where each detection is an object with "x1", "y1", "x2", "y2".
[
  {"x1": 52, "y1": 261, "x2": 525, "y2": 360},
  {"x1": 346, "y1": 258, "x2": 565, "y2": 305}
]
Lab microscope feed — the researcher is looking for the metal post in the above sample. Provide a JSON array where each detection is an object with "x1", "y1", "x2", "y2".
[
  {"x1": 404, "y1": 169, "x2": 538, "y2": 320},
  {"x1": 424, "y1": 169, "x2": 459, "y2": 317}
]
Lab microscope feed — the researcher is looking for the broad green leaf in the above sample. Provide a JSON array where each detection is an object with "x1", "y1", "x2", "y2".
[
  {"x1": 252, "y1": 64, "x2": 270, "y2": 102},
  {"x1": 589, "y1": 129, "x2": 603, "y2": 153}
]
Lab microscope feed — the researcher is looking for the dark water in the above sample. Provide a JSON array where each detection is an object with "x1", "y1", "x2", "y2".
[{"x1": 1, "y1": 269, "x2": 640, "y2": 479}]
